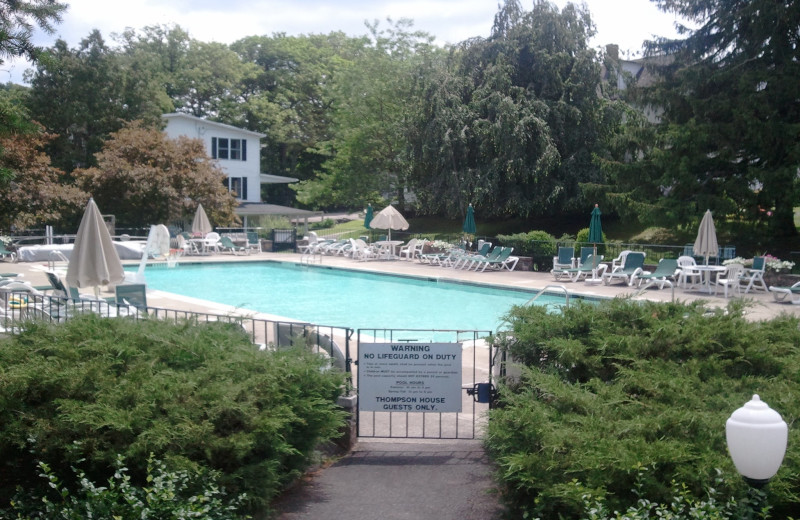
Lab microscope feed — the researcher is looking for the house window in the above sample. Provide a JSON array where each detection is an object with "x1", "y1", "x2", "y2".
[
  {"x1": 211, "y1": 137, "x2": 247, "y2": 161},
  {"x1": 223, "y1": 177, "x2": 248, "y2": 200}
]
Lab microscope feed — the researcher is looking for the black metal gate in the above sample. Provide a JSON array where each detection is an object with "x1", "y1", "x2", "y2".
[{"x1": 354, "y1": 329, "x2": 495, "y2": 440}]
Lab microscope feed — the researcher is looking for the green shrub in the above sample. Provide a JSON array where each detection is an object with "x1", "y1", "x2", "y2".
[
  {"x1": 7, "y1": 454, "x2": 249, "y2": 519},
  {"x1": 0, "y1": 314, "x2": 347, "y2": 514},
  {"x1": 497, "y1": 230, "x2": 557, "y2": 271},
  {"x1": 488, "y1": 298, "x2": 800, "y2": 519}
]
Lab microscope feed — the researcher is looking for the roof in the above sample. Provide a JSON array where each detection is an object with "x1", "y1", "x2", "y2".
[
  {"x1": 162, "y1": 113, "x2": 266, "y2": 138},
  {"x1": 260, "y1": 173, "x2": 299, "y2": 184},
  {"x1": 235, "y1": 203, "x2": 323, "y2": 219}
]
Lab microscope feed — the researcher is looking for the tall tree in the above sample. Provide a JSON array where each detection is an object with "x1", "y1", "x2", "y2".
[
  {"x1": 0, "y1": 125, "x2": 85, "y2": 230},
  {"x1": 407, "y1": 0, "x2": 606, "y2": 219},
  {"x1": 638, "y1": 0, "x2": 800, "y2": 236},
  {"x1": 25, "y1": 31, "x2": 169, "y2": 172},
  {"x1": 73, "y1": 122, "x2": 237, "y2": 227},
  {"x1": 293, "y1": 19, "x2": 436, "y2": 209}
]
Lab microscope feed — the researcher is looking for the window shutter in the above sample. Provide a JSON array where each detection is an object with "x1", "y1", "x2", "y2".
[
  {"x1": 242, "y1": 177, "x2": 248, "y2": 200},
  {"x1": 211, "y1": 137, "x2": 217, "y2": 159},
  {"x1": 242, "y1": 139, "x2": 247, "y2": 161}
]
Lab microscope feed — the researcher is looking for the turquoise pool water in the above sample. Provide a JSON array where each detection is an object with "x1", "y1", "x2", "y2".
[{"x1": 137, "y1": 262, "x2": 564, "y2": 331}]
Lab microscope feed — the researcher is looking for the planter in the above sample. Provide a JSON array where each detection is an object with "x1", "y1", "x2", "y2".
[
  {"x1": 515, "y1": 256, "x2": 533, "y2": 271},
  {"x1": 763, "y1": 271, "x2": 798, "y2": 288}
]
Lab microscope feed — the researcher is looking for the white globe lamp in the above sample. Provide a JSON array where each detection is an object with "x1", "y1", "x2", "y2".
[{"x1": 725, "y1": 394, "x2": 788, "y2": 487}]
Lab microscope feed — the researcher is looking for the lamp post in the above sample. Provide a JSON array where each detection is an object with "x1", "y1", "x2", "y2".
[{"x1": 725, "y1": 394, "x2": 788, "y2": 487}]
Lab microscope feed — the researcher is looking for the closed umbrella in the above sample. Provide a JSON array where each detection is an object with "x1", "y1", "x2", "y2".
[
  {"x1": 66, "y1": 198, "x2": 124, "y2": 295},
  {"x1": 364, "y1": 204, "x2": 374, "y2": 229},
  {"x1": 462, "y1": 204, "x2": 477, "y2": 235},
  {"x1": 588, "y1": 204, "x2": 603, "y2": 266},
  {"x1": 368, "y1": 205, "x2": 409, "y2": 241},
  {"x1": 694, "y1": 209, "x2": 719, "y2": 265},
  {"x1": 192, "y1": 203, "x2": 212, "y2": 236}
]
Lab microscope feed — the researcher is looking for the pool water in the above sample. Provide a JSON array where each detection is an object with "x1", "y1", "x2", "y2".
[{"x1": 137, "y1": 262, "x2": 564, "y2": 332}]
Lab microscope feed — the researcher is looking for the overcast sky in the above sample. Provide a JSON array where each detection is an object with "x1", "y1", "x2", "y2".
[{"x1": 3, "y1": 0, "x2": 687, "y2": 84}]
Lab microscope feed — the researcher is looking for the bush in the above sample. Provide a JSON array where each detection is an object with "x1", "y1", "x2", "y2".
[
  {"x1": 488, "y1": 298, "x2": 800, "y2": 519},
  {"x1": 0, "y1": 314, "x2": 347, "y2": 514},
  {"x1": 497, "y1": 230, "x2": 556, "y2": 271},
  {"x1": 8, "y1": 454, "x2": 248, "y2": 519}
]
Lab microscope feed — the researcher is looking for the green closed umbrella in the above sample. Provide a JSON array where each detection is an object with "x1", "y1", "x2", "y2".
[
  {"x1": 364, "y1": 204, "x2": 373, "y2": 230},
  {"x1": 588, "y1": 204, "x2": 603, "y2": 270},
  {"x1": 462, "y1": 204, "x2": 477, "y2": 235}
]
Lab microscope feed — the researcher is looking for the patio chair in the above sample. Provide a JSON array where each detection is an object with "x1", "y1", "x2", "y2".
[
  {"x1": 219, "y1": 236, "x2": 247, "y2": 255},
  {"x1": 610, "y1": 250, "x2": 632, "y2": 272},
  {"x1": 462, "y1": 246, "x2": 502, "y2": 270},
  {"x1": 450, "y1": 241, "x2": 492, "y2": 269},
  {"x1": 740, "y1": 256, "x2": 768, "y2": 293},
  {"x1": 115, "y1": 283, "x2": 148, "y2": 309},
  {"x1": 297, "y1": 231, "x2": 320, "y2": 254},
  {"x1": 0, "y1": 242, "x2": 16, "y2": 262},
  {"x1": 769, "y1": 281, "x2": 800, "y2": 304},
  {"x1": 349, "y1": 238, "x2": 376, "y2": 261},
  {"x1": 552, "y1": 247, "x2": 575, "y2": 271},
  {"x1": 474, "y1": 247, "x2": 515, "y2": 272},
  {"x1": 715, "y1": 263, "x2": 745, "y2": 298},
  {"x1": 676, "y1": 255, "x2": 702, "y2": 289},
  {"x1": 635, "y1": 258, "x2": 679, "y2": 289},
  {"x1": 398, "y1": 238, "x2": 420, "y2": 261},
  {"x1": 603, "y1": 252, "x2": 646, "y2": 286}
]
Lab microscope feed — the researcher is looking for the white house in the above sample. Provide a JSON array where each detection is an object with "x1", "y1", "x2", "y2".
[{"x1": 161, "y1": 113, "x2": 321, "y2": 227}]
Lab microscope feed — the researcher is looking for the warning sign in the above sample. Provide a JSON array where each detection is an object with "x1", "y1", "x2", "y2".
[{"x1": 358, "y1": 342, "x2": 462, "y2": 413}]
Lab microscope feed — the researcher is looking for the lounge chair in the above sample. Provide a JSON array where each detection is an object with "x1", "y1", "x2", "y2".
[
  {"x1": 115, "y1": 283, "x2": 148, "y2": 309},
  {"x1": 555, "y1": 254, "x2": 606, "y2": 282},
  {"x1": 450, "y1": 242, "x2": 492, "y2": 269},
  {"x1": 219, "y1": 236, "x2": 247, "y2": 255},
  {"x1": 740, "y1": 256, "x2": 768, "y2": 293},
  {"x1": 603, "y1": 252, "x2": 646, "y2": 286},
  {"x1": 297, "y1": 231, "x2": 320, "y2": 254},
  {"x1": 769, "y1": 282, "x2": 800, "y2": 304},
  {"x1": 245, "y1": 232, "x2": 262, "y2": 253},
  {"x1": 715, "y1": 263, "x2": 745, "y2": 298},
  {"x1": 474, "y1": 247, "x2": 516, "y2": 272},
  {"x1": 0, "y1": 242, "x2": 16, "y2": 262},
  {"x1": 320, "y1": 239, "x2": 350, "y2": 256},
  {"x1": 349, "y1": 238, "x2": 376, "y2": 261},
  {"x1": 577, "y1": 247, "x2": 594, "y2": 268},
  {"x1": 552, "y1": 247, "x2": 575, "y2": 271},
  {"x1": 462, "y1": 246, "x2": 502, "y2": 270},
  {"x1": 635, "y1": 258, "x2": 679, "y2": 289}
]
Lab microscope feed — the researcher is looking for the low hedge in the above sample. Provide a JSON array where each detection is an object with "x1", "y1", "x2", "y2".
[
  {"x1": 0, "y1": 314, "x2": 347, "y2": 515},
  {"x1": 488, "y1": 298, "x2": 800, "y2": 519}
]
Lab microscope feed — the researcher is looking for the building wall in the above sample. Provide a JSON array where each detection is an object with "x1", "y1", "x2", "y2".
[{"x1": 162, "y1": 114, "x2": 264, "y2": 203}]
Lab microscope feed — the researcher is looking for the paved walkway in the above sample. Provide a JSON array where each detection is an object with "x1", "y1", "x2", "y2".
[{"x1": 272, "y1": 439, "x2": 504, "y2": 520}]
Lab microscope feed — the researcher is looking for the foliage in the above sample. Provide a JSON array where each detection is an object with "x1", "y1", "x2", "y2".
[
  {"x1": 72, "y1": 121, "x2": 238, "y2": 227},
  {"x1": 631, "y1": 0, "x2": 800, "y2": 237},
  {"x1": 25, "y1": 31, "x2": 169, "y2": 173},
  {"x1": 0, "y1": 126, "x2": 85, "y2": 230},
  {"x1": 408, "y1": 0, "x2": 613, "y2": 220},
  {"x1": 497, "y1": 230, "x2": 556, "y2": 270},
  {"x1": 488, "y1": 298, "x2": 800, "y2": 519},
  {"x1": 6, "y1": 454, "x2": 249, "y2": 519},
  {"x1": 310, "y1": 218, "x2": 335, "y2": 230},
  {"x1": 0, "y1": 0, "x2": 66, "y2": 66},
  {"x1": 573, "y1": 466, "x2": 773, "y2": 520},
  {"x1": 0, "y1": 314, "x2": 347, "y2": 513},
  {"x1": 294, "y1": 19, "x2": 435, "y2": 209}
]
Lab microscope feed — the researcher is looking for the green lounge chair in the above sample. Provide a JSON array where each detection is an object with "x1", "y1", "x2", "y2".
[
  {"x1": 552, "y1": 246, "x2": 575, "y2": 271},
  {"x1": 635, "y1": 258, "x2": 679, "y2": 289},
  {"x1": 555, "y1": 254, "x2": 606, "y2": 282},
  {"x1": 219, "y1": 236, "x2": 247, "y2": 255},
  {"x1": 769, "y1": 281, "x2": 800, "y2": 304},
  {"x1": 474, "y1": 247, "x2": 515, "y2": 272},
  {"x1": 603, "y1": 252, "x2": 646, "y2": 286}
]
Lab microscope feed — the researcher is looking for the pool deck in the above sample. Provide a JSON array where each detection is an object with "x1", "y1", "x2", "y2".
[{"x1": 10, "y1": 250, "x2": 800, "y2": 323}]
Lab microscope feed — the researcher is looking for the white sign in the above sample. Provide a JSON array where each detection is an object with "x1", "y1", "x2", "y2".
[{"x1": 358, "y1": 342, "x2": 462, "y2": 413}]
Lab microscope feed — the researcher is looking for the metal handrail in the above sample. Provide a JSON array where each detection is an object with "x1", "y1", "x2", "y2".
[{"x1": 524, "y1": 284, "x2": 570, "y2": 308}]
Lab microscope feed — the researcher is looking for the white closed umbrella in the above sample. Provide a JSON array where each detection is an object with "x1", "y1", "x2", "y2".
[
  {"x1": 693, "y1": 209, "x2": 719, "y2": 265},
  {"x1": 368, "y1": 205, "x2": 409, "y2": 240},
  {"x1": 192, "y1": 203, "x2": 212, "y2": 235},
  {"x1": 66, "y1": 198, "x2": 125, "y2": 294}
]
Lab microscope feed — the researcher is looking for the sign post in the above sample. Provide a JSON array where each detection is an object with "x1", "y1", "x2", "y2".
[{"x1": 359, "y1": 342, "x2": 462, "y2": 413}]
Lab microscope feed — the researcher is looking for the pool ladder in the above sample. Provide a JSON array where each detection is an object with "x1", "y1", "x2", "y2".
[
  {"x1": 524, "y1": 284, "x2": 570, "y2": 307},
  {"x1": 300, "y1": 250, "x2": 321, "y2": 265}
]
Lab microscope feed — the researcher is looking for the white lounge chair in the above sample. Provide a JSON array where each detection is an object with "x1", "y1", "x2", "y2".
[{"x1": 770, "y1": 282, "x2": 800, "y2": 304}]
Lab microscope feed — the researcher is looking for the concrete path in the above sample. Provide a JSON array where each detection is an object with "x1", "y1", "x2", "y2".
[{"x1": 272, "y1": 439, "x2": 505, "y2": 520}]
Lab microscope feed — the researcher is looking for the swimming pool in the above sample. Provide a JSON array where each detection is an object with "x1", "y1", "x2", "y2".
[{"x1": 138, "y1": 262, "x2": 566, "y2": 332}]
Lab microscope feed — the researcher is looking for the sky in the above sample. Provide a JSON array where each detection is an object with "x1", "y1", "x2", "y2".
[{"x1": 2, "y1": 0, "x2": 687, "y2": 84}]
